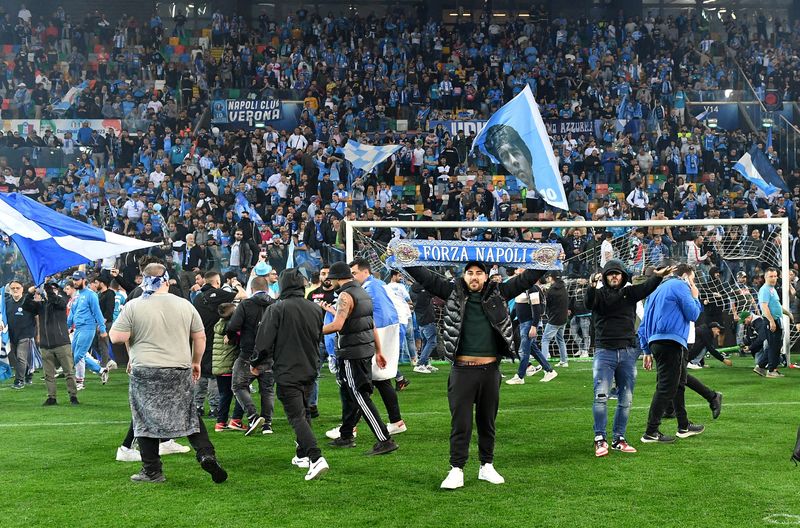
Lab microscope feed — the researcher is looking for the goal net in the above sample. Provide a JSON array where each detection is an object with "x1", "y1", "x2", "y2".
[{"x1": 347, "y1": 218, "x2": 793, "y2": 362}]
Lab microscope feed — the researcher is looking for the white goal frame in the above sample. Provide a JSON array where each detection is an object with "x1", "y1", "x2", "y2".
[{"x1": 347, "y1": 218, "x2": 791, "y2": 362}]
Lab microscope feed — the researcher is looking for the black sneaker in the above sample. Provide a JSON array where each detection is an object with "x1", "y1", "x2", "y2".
[
  {"x1": 328, "y1": 436, "x2": 356, "y2": 448},
  {"x1": 710, "y1": 392, "x2": 723, "y2": 420},
  {"x1": 199, "y1": 455, "x2": 228, "y2": 484},
  {"x1": 640, "y1": 431, "x2": 676, "y2": 444},
  {"x1": 70, "y1": 396, "x2": 80, "y2": 405},
  {"x1": 244, "y1": 415, "x2": 265, "y2": 437},
  {"x1": 309, "y1": 405, "x2": 319, "y2": 419},
  {"x1": 367, "y1": 439, "x2": 399, "y2": 456},
  {"x1": 130, "y1": 469, "x2": 166, "y2": 483},
  {"x1": 395, "y1": 378, "x2": 410, "y2": 391},
  {"x1": 676, "y1": 423, "x2": 705, "y2": 438},
  {"x1": 261, "y1": 423, "x2": 273, "y2": 435},
  {"x1": 11, "y1": 382, "x2": 24, "y2": 390},
  {"x1": 43, "y1": 397, "x2": 57, "y2": 406}
]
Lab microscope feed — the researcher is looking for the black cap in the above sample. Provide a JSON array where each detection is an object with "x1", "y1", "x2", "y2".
[
  {"x1": 327, "y1": 261, "x2": 353, "y2": 280},
  {"x1": 708, "y1": 322, "x2": 723, "y2": 331},
  {"x1": 464, "y1": 261, "x2": 488, "y2": 273}
]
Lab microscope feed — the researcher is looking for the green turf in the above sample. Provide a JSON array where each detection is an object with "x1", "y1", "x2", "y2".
[{"x1": 1, "y1": 358, "x2": 799, "y2": 528}]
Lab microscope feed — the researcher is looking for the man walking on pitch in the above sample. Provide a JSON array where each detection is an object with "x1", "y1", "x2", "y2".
[
  {"x1": 587, "y1": 260, "x2": 672, "y2": 456},
  {"x1": 110, "y1": 263, "x2": 227, "y2": 484},
  {"x1": 406, "y1": 261, "x2": 544, "y2": 489},
  {"x1": 638, "y1": 264, "x2": 705, "y2": 444},
  {"x1": 755, "y1": 268, "x2": 793, "y2": 378},
  {"x1": 321, "y1": 262, "x2": 399, "y2": 456},
  {"x1": 252, "y1": 269, "x2": 329, "y2": 480},
  {"x1": 67, "y1": 271, "x2": 110, "y2": 389}
]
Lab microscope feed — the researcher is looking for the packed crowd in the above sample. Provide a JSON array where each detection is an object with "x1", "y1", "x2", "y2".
[{"x1": 0, "y1": 5, "x2": 799, "y2": 347}]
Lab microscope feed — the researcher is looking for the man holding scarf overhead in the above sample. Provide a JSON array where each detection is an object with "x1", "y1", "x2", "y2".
[
  {"x1": 111, "y1": 263, "x2": 227, "y2": 484},
  {"x1": 405, "y1": 261, "x2": 544, "y2": 490}
]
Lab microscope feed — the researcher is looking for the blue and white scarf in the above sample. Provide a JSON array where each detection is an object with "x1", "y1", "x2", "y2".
[{"x1": 141, "y1": 271, "x2": 170, "y2": 298}]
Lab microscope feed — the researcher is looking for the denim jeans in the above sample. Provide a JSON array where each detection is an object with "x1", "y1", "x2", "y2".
[
  {"x1": 593, "y1": 347, "x2": 639, "y2": 440},
  {"x1": 399, "y1": 323, "x2": 418, "y2": 364},
  {"x1": 541, "y1": 323, "x2": 567, "y2": 363},
  {"x1": 570, "y1": 316, "x2": 591, "y2": 355},
  {"x1": 417, "y1": 322, "x2": 438, "y2": 366},
  {"x1": 310, "y1": 341, "x2": 328, "y2": 407},
  {"x1": 689, "y1": 346, "x2": 706, "y2": 365},
  {"x1": 516, "y1": 320, "x2": 553, "y2": 377}
]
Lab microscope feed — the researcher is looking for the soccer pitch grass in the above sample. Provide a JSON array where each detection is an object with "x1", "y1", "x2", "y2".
[{"x1": 1, "y1": 358, "x2": 799, "y2": 528}]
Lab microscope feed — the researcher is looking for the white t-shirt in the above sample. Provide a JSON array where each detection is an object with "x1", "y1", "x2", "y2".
[{"x1": 600, "y1": 240, "x2": 614, "y2": 268}]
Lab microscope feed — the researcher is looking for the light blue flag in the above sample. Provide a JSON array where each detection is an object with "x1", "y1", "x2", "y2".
[
  {"x1": 733, "y1": 147, "x2": 788, "y2": 196},
  {"x1": 0, "y1": 285, "x2": 8, "y2": 346},
  {"x1": 342, "y1": 140, "x2": 402, "y2": 174},
  {"x1": 471, "y1": 85, "x2": 568, "y2": 210},
  {"x1": 234, "y1": 192, "x2": 264, "y2": 225},
  {"x1": 0, "y1": 193, "x2": 159, "y2": 285}
]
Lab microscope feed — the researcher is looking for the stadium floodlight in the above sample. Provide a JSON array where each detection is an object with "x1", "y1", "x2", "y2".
[{"x1": 347, "y1": 218, "x2": 791, "y2": 362}]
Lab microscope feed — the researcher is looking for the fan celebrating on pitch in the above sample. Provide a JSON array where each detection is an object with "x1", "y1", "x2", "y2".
[{"x1": 405, "y1": 261, "x2": 544, "y2": 490}]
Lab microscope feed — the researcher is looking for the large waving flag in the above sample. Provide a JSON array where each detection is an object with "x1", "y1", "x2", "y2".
[
  {"x1": 733, "y1": 146, "x2": 788, "y2": 196},
  {"x1": 53, "y1": 80, "x2": 91, "y2": 113},
  {"x1": 0, "y1": 193, "x2": 158, "y2": 285},
  {"x1": 234, "y1": 192, "x2": 264, "y2": 225},
  {"x1": 471, "y1": 85, "x2": 568, "y2": 210},
  {"x1": 343, "y1": 140, "x2": 402, "y2": 174}
]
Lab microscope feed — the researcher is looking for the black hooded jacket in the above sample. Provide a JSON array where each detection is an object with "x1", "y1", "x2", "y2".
[
  {"x1": 28, "y1": 287, "x2": 70, "y2": 349},
  {"x1": 544, "y1": 278, "x2": 569, "y2": 326},
  {"x1": 585, "y1": 259, "x2": 663, "y2": 349},
  {"x1": 227, "y1": 291, "x2": 275, "y2": 360},
  {"x1": 251, "y1": 269, "x2": 324, "y2": 384}
]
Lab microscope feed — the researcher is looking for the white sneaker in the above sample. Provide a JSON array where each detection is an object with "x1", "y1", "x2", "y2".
[
  {"x1": 505, "y1": 374, "x2": 525, "y2": 385},
  {"x1": 440, "y1": 467, "x2": 464, "y2": 490},
  {"x1": 478, "y1": 463, "x2": 505, "y2": 484},
  {"x1": 525, "y1": 365, "x2": 543, "y2": 377},
  {"x1": 427, "y1": 365, "x2": 439, "y2": 372},
  {"x1": 540, "y1": 370, "x2": 558, "y2": 383},
  {"x1": 116, "y1": 446, "x2": 141, "y2": 462},
  {"x1": 325, "y1": 425, "x2": 357, "y2": 440},
  {"x1": 413, "y1": 365, "x2": 432, "y2": 374},
  {"x1": 305, "y1": 457, "x2": 329, "y2": 480},
  {"x1": 106, "y1": 360, "x2": 118, "y2": 370},
  {"x1": 292, "y1": 456, "x2": 310, "y2": 469},
  {"x1": 579, "y1": 352, "x2": 590, "y2": 359},
  {"x1": 555, "y1": 362, "x2": 569, "y2": 368},
  {"x1": 76, "y1": 382, "x2": 85, "y2": 391},
  {"x1": 159, "y1": 439, "x2": 191, "y2": 455},
  {"x1": 387, "y1": 421, "x2": 407, "y2": 435},
  {"x1": 687, "y1": 363, "x2": 702, "y2": 370}
]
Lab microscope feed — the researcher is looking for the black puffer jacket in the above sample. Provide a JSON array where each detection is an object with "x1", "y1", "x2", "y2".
[
  {"x1": 406, "y1": 267, "x2": 543, "y2": 360},
  {"x1": 227, "y1": 292, "x2": 274, "y2": 360},
  {"x1": 251, "y1": 269, "x2": 324, "y2": 384},
  {"x1": 544, "y1": 278, "x2": 569, "y2": 325},
  {"x1": 586, "y1": 259, "x2": 663, "y2": 349}
]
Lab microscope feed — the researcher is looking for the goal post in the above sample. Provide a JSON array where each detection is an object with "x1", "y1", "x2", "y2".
[{"x1": 346, "y1": 218, "x2": 792, "y2": 363}]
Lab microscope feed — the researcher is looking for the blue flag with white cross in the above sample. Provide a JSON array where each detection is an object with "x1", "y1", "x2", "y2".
[{"x1": 343, "y1": 140, "x2": 402, "y2": 175}]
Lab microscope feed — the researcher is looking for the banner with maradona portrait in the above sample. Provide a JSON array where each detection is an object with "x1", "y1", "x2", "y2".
[
  {"x1": 386, "y1": 240, "x2": 563, "y2": 270},
  {"x1": 471, "y1": 85, "x2": 568, "y2": 210}
]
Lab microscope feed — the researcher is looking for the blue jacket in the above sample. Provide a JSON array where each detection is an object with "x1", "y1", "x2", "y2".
[
  {"x1": 638, "y1": 277, "x2": 702, "y2": 353},
  {"x1": 67, "y1": 288, "x2": 107, "y2": 332}
]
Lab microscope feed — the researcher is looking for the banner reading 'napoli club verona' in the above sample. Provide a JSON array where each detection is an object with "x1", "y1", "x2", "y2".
[{"x1": 386, "y1": 240, "x2": 563, "y2": 270}]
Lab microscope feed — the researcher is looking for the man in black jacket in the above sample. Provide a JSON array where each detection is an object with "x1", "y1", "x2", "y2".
[
  {"x1": 405, "y1": 261, "x2": 543, "y2": 489},
  {"x1": 410, "y1": 280, "x2": 438, "y2": 372},
  {"x1": 586, "y1": 260, "x2": 669, "y2": 456},
  {"x1": 227, "y1": 275, "x2": 276, "y2": 436},
  {"x1": 252, "y1": 269, "x2": 328, "y2": 480},
  {"x1": 321, "y1": 261, "x2": 398, "y2": 457},
  {"x1": 27, "y1": 282, "x2": 78, "y2": 405},
  {"x1": 192, "y1": 271, "x2": 246, "y2": 417},
  {"x1": 541, "y1": 272, "x2": 569, "y2": 367},
  {"x1": 4, "y1": 280, "x2": 37, "y2": 389}
]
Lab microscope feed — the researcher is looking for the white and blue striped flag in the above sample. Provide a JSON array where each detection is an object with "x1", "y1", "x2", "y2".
[
  {"x1": 0, "y1": 193, "x2": 159, "y2": 285},
  {"x1": 234, "y1": 192, "x2": 264, "y2": 224},
  {"x1": 343, "y1": 140, "x2": 402, "y2": 174},
  {"x1": 733, "y1": 146, "x2": 788, "y2": 197}
]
